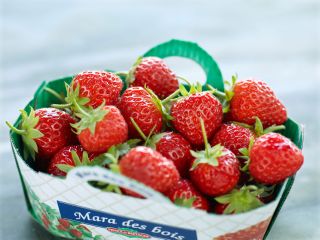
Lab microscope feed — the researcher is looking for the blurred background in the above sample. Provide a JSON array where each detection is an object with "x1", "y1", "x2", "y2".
[{"x1": 0, "y1": 0, "x2": 319, "y2": 239}]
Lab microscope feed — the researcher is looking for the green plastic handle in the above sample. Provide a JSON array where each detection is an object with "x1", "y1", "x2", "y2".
[{"x1": 143, "y1": 39, "x2": 224, "y2": 91}]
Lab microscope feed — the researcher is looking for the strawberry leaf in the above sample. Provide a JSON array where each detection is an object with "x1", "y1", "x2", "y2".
[
  {"x1": 71, "y1": 103, "x2": 109, "y2": 135},
  {"x1": 126, "y1": 56, "x2": 142, "y2": 84}
]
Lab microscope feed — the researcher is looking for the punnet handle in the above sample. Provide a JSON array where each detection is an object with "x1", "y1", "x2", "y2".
[
  {"x1": 66, "y1": 166, "x2": 170, "y2": 202},
  {"x1": 143, "y1": 39, "x2": 224, "y2": 91}
]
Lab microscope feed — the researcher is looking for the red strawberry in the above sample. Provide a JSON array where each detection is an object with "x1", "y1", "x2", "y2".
[
  {"x1": 119, "y1": 146, "x2": 180, "y2": 193},
  {"x1": 118, "y1": 87, "x2": 163, "y2": 138},
  {"x1": 166, "y1": 179, "x2": 209, "y2": 211},
  {"x1": 171, "y1": 91, "x2": 223, "y2": 145},
  {"x1": 230, "y1": 79, "x2": 287, "y2": 127},
  {"x1": 73, "y1": 105, "x2": 128, "y2": 153},
  {"x1": 48, "y1": 145, "x2": 96, "y2": 176},
  {"x1": 189, "y1": 119, "x2": 240, "y2": 196},
  {"x1": 190, "y1": 147, "x2": 240, "y2": 196},
  {"x1": 214, "y1": 185, "x2": 264, "y2": 214},
  {"x1": 129, "y1": 57, "x2": 179, "y2": 99},
  {"x1": 6, "y1": 108, "x2": 77, "y2": 163},
  {"x1": 214, "y1": 202, "x2": 228, "y2": 214},
  {"x1": 249, "y1": 133, "x2": 303, "y2": 184},
  {"x1": 153, "y1": 132, "x2": 192, "y2": 177},
  {"x1": 72, "y1": 71, "x2": 123, "y2": 108},
  {"x1": 128, "y1": 119, "x2": 192, "y2": 177},
  {"x1": 211, "y1": 123, "x2": 254, "y2": 156}
]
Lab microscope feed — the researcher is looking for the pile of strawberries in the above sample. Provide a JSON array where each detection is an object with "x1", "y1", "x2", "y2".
[{"x1": 7, "y1": 57, "x2": 304, "y2": 214}]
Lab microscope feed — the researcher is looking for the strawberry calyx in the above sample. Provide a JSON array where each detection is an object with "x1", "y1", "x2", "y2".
[
  {"x1": 235, "y1": 117, "x2": 286, "y2": 173},
  {"x1": 57, "y1": 150, "x2": 94, "y2": 173},
  {"x1": 215, "y1": 185, "x2": 264, "y2": 214},
  {"x1": 238, "y1": 136, "x2": 255, "y2": 172},
  {"x1": 190, "y1": 118, "x2": 226, "y2": 170},
  {"x1": 125, "y1": 56, "x2": 143, "y2": 85},
  {"x1": 51, "y1": 82, "x2": 90, "y2": 113},
  {"x1": 6, "y1": 107, "x2": 44, "y2": 160},
  {"x1": 233, "y1": 117, "x2": 285, "y2": 137},
  {"x1": 100, "y1": 139, "x2": 140, "y2": 168},
  {"x1": 71, "y1": 103, "x2": 109, "y2": 135},
  {"x1": 174, "y1": 196, "x2": 197, "y2": 208},
  {"x1": 207, "y1": 74, "x2": 237, "y2": 113}
]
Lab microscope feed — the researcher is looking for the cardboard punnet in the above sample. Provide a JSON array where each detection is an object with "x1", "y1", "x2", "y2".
[{"x1": 9, "y1": 39, "x2": 303, "y2": 240}]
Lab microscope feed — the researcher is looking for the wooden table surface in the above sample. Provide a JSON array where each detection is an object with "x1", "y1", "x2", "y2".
[{"x1": 1, "y1": 0, "x2": 319, "y2": 239}]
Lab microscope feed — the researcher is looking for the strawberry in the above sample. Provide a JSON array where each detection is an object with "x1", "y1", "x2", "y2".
[
  {"x1": 48, "y1": 145, "x2": 97, "y2": 176},
  {"x1": 128, "y1": 57, "x2": 179, "y2": 99},
  {"x1": 166, "y1": 179, "x2": 209, "y2": 211},
  {"x1": 72, "y1": 71, "x2": 123, "y2": 108},
  {"x1": 211, "y1": 123, "x2": 254, "y2": 156},
  {"x1": 249, "y1": 133, "x2": 303, "y2": 184},
  {"x1": 214, "y1": 202, "x2": 228, "y2": 215},
  {"x1": 229, "y1": 78, "x2": 287, "y2": 127},
  {"x1": 153, "y1": 132, "x2": 192, "y2": 177},
  {"x1": 171, "y1": 86, "x2": 223, "y2": 145},
  {"x1": 6, "y1": 107, "x2": 77, "y2": 162},
  {"x1": 72, "y1": 105, "x2": 128, "y2": 153},
  {"x1": 129, "y1": 120, "x2": 192, "y2": 178},
  {"x1": 214, "y1": 185, "x2": 264, "y2": 214},
  {"x1": 118, "y1": 87, "x2": 163, "y2": 138},
  {"x1": 190, "y1": 147, "x2": 240, "y2": 196},
  {"x1": 189, "y1": 119, "x2": 240, "y2": 196},
  {"x1": 119, "y1": 146, "x2": 180, "y2": 193}
]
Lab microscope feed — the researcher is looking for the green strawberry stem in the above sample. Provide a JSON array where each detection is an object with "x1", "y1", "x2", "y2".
[
  {"x1": 130, "y1": 117, "x2": 147, "y2": 141},
  {"x1": 206, "y1": 84, "x2": 226, "y2": 99},
  {"x1": 161, "y1": 89, "x2": 181, "y2": 105},
  {"x1": 200, "y1": 118, "x2": 210, "y2": 158},
  {"x1": 43, "y1": 87, "x2": 65, "y2": 103},
  {"x1": 51, "y1": 103, "x2": 73, "y2": 109},
  {"x1": 130, "y1": 117, "x2": 158, "y2": 147},
  {"x1": 176, "y1": 76, "x2": 192, "y2": 86}
]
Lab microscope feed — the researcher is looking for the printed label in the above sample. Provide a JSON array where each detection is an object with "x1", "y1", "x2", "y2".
[{"x1": 58, "y1": 201, "x2": 197, "y2": 240}]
